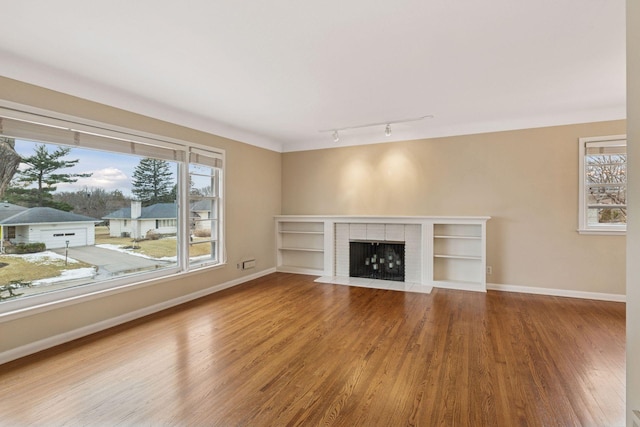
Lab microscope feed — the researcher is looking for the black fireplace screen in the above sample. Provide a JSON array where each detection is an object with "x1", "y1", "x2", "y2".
[{"x1": 349, "y1": 241, "x2": 405, "y2": 282}]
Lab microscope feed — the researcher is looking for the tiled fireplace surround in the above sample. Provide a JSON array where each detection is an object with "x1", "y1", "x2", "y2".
[
  {"x1": 317, "y1": 221, "x2": 430, "y2": 294},
  {"x1": 334, "y1": 223, "x2": 422, "y2": 283}
]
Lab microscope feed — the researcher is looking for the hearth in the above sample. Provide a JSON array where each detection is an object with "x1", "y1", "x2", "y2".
[{"x1": 349, "y1": 241, "x2": 405, "y2": 282}]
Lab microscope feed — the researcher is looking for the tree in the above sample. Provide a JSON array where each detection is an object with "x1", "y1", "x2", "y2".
[
  {"x1": 54, "y1": 188, "x2": 130, "y2": 219},
  {"x1": 131, "y1": 158, "x2": 175, "y2": 206},
  {"x1": 586, "y1": 153, "x2": 627, "y2": 223},
  {"x1": 7, "y1": 144, "x2": 92, "y2": 209},
  {"x1": 0, "y1": 137, "x2": 21, "y2": 199}
]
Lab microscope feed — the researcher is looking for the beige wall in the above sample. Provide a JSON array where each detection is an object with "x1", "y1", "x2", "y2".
[
  {"x1": 627, "y1": 0, "x2": 639, "y2": 423},
  {"x1": 0, "y1": 77, "x2": 282, "y2": 354},
  {"x1": 283, "y1": 121, "x2": 626, "y2": 295}
]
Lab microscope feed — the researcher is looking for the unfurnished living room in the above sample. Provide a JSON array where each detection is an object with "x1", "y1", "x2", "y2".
[{"x1": 0, "y1": 1, "x2": 638, "y2": 426}]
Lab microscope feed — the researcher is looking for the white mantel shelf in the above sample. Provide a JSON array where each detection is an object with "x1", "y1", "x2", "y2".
[{"x1": 275, "y1": 215, "x2": 490, "y2": 293}]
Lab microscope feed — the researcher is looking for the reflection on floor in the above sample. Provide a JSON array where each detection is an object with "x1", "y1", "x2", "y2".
[{"x1": 314, "y1": 276, "x2": 432, "y2": 294}]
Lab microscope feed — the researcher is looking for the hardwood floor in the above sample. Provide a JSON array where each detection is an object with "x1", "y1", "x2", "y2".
[{"x1": 0, "y1": 273, "x2": 626, "y2": 426}]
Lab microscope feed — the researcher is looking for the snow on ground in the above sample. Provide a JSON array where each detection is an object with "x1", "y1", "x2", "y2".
[
  {"x1": 96, "y1": 244, "x2": 177, "y2": 261},
  {"x1": 33, "y1": 268, "x2": 96, "y2": 285},
  {"x1": 2, "y1": 251, "x2": 96, "y2": 286},
  {"x1": 4, "y1": 250, "x2": 79, "y2": 264}
]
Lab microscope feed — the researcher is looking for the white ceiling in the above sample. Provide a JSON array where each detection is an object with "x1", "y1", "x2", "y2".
[{"x1": 0, "y1": 1, "x2": 626, "y2": 152}]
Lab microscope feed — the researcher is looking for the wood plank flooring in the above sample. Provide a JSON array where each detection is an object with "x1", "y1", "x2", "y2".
[{"x1": 0, "y1": 273, "x2": 626, "y2": 426}]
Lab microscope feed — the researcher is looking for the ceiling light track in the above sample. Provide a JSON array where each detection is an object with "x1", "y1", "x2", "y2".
[{"x1": 319, "y1": 115, "x2": 433, "y2": 142}]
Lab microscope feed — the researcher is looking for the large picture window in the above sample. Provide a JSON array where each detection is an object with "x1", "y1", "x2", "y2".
[
  {"x1": 0, "y1": 106, "x2": 224, "y2": 312},
  {"x1": 578, "y1": 135, "x2": 626, "y2": 234}
]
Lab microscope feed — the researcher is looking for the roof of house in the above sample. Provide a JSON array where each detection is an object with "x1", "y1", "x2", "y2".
[
  {"x1": 103, "y1": 203, "x2": 178, "y2": 220},
  {"x1": 190, "y1": 200, "x2": 212, "y2": 211},
  {"x1": 0, "y1": 207, "x2": 99, "y2": 225},
  {"x1": 0, "y1": 202, "x2": 28, "y2": 222}
]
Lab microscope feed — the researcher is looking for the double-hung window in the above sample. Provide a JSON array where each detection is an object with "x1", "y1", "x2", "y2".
[
  {"x1": 188, "y1": 149, "x2": 223, "y2": 267},
  {"x1": 0, "y1": 104, "x2": 225, "y2": 314},
  {"x1": 578, "y1": 135, "x2": 627, "y2": 234}
]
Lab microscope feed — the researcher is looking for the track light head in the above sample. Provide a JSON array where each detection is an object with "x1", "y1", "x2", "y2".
[{"x1": 320, "y1": 115, "x2": 433, "y2": 142}]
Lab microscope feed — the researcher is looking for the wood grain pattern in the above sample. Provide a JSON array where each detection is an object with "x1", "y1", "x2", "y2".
[{"x1": 0, "y1": 273, "x2": 625, "y2": 426}]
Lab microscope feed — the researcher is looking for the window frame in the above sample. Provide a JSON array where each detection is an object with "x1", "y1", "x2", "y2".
[
  {"x1": 578, "y1": 134, "x2": 627, "y2": 235},
  {"x1": 188, "y1": 163, "x2": 222, "y2": 267},
  {"x1": 0, "y1": 101, "x2": 226, "y2": 321}
]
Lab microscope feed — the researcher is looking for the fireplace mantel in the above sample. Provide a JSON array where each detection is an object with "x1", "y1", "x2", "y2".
[{"x1": 275, "y1": 215, "x2": 490, "y2": 292}]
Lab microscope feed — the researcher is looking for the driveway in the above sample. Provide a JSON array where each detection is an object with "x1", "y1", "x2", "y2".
[{"x1": 52, "y1": 246, "x2": 170, "y2": 278}]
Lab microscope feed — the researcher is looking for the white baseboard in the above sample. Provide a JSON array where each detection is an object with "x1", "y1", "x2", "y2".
[
  {"x1": 487, "y1": 282, "x2": 626, "y2": 302},
  {"x1": 432, "y1": 281, "x2": 487, "y2": 293},
  {"x1": 0, "y1": 267, "x2": 276, "y2": 366}
]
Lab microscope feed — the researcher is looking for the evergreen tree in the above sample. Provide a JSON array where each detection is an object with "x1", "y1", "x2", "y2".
[
  {"x1": 131, "y1": 158, "x2": 175, "y2": 206},
  {"x1": 6, "y1": 144, "x2": 91, "y2": 209}
]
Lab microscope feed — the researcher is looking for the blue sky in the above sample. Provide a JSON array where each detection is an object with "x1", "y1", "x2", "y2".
[{"x1": 13, "y1": 140, "x2": 175, "y2": 196}]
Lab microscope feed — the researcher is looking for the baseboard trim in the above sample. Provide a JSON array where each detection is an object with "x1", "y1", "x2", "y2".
[
  {"x1": 487, "y1": 283, "x2": 626, "y2": 302},
  {"x1": 432, "y1": 281, "x2": 486, "y2": 293},
  {"x1": 0, "y1": 268, "x2": 276, "y2": 366}
]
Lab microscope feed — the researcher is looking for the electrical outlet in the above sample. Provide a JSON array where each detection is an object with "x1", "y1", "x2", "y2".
[{"x1": 486, "y1": 266, "x2": 492, "y2": 275}]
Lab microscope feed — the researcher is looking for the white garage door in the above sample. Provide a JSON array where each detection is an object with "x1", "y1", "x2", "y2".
[{"x1": 42, "y1": 228, "x2": 87, "y2": 249}]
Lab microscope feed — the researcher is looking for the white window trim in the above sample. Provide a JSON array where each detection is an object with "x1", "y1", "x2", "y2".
[
  {"x1": 187, "y1": 152, "x2": 224, "y2": 269},
  {"x1": 578, "y1": 134, "x2": 627, "y2": 235},
  {"x1": 0, "y1": 100, "x2": 226, "y2": 321}
]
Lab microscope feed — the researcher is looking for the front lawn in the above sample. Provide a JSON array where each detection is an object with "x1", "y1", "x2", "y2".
[
  {"x1": 0, "y1": 252, "x2": 93, "y2": 287},
  {"x1": 95, "y1": 226, "x2": 211, "y2": 258}
]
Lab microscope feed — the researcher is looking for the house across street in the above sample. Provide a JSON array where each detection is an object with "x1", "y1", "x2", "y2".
[
  {"x1": 0, "y1": 202, "x2": 98, "y2": 251},
  {"x1": 103, "y1": 201, "x2": 178, "y2": 239}
]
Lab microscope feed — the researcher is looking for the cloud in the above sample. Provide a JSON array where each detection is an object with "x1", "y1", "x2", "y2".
[{"x1": 56, "y1": 167, "x2": 132, "y2": 194}]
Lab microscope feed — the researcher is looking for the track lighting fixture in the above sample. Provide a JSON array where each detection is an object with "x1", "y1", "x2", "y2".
[{"x1": 320, "y1": 115, "x2": 432, "y2": 142}]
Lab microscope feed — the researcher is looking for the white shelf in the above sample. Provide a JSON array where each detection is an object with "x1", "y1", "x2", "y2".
[
  {"x1": 280, "y1": 231, "x2": 324, "y2": 235},
  {"x1": 277, "y1": 265, "x2": 324, "y2": 275},
  {"x1": 434, "y1": 254, "x2": 482, "y2": 260},
  {"x1": 434, "y1": 279, "x2": 482, "y2": 285},
  {"x1": 280, "y1": 247, "x2": 324, "y2": 252},
  {"x1": 276, "y1": 220, "x2": 326, "y2": 273},
  {"x1": 432, "y1": 279, "x2": 485, "y2": 292},
  {"x1": 432, "y1": 222, "x2": 486, "y2": 289}
]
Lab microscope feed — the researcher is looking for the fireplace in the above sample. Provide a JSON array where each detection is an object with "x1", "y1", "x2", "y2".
[
  {"x1": 334, "y1": 223, "x2": 421, "y2": 284},
  {"x1": 349, "y1": 241, "x2": 405, "y2": 282}
]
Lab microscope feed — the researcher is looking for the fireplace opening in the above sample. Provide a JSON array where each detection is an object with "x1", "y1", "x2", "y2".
[{"x1": 349, "y1": 241, "x2": 405, "y2": 282}]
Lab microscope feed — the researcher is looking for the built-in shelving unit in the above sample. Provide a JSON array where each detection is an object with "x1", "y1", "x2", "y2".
[
  {"x1": 276, "y1": 219, "x2": 325, "y2": 275},
  {"x1": 432, "y1": 222, "x2": 486, "y2": 291},
  {"x1": 275, "y1": 215, "x2": 489, "y2": 292}
]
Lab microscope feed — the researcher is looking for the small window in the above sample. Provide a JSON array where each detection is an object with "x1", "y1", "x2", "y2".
[
  {"x1": 578, "y1": 135, "x2": 627, "y2": 234},
  {"x1": 188, "y1": 154, "x2": 222, "y2": 267}
]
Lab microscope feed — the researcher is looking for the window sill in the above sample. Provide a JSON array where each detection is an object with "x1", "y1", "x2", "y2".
[
  {"x1": 577, "y1": 228, "x2": 626, "y2": 236},
  {"x1": 0, "y1": 262, "x2": 226, "y2": 323}
]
